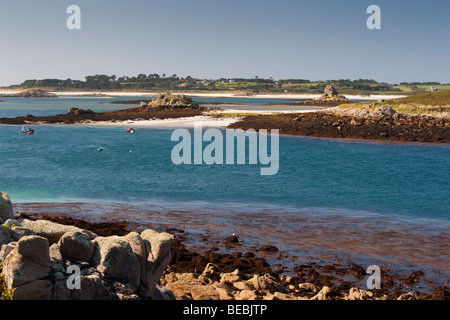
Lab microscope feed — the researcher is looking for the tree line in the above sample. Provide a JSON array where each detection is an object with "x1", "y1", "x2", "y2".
[{"x1": 12, "y1": 74, "x2": 439, "y2": 93}]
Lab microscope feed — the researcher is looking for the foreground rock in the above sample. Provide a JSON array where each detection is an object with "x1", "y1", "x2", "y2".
[
  {"x1": 0, "y1": 192, "x2": 14, "y2": 223},
  {"x1": 0, "y1": 216, "x2": 174, "y2": 300},
  {"x1": 5, "y1": 198, "x2": 449, "y2": 300},
  {"x1": 161, "y1": 262, "x2": 434, "y2": 301}
]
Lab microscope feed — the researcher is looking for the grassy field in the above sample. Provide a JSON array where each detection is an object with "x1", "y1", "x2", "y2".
[
  {"x1": 340, "y1": 89, "x2": 450, "y2": 114},
  {"x1": 416, "y1": 85, "x2": 450, "y2": 91},
  {"x1": 208, "y1": 112, "x2": 256, "y2": 118}
]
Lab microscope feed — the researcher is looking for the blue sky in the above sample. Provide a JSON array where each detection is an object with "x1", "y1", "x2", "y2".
[{"x1": 0, "y1": 0, "x2": 448, "y2": 86}]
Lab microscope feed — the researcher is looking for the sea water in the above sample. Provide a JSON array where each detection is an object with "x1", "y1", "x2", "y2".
[{"x1": 1, "y1": 124, "x2": 448, "y2": 221}]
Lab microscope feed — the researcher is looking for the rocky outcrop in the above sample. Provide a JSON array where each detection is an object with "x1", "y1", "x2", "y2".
[
  {"x1": 67, "y1": 107, "x2": 94, "y2": 116},
  {"x1": 141, "y1": 93, "x2": 200, "y2": 109},
  {"x1": 13, "y1": 90, "x2": 57, "y2": 98},
  {"x1": 0, "y1": 192, "x2": 13, "y2": 223},
  {"x1": 323, "y1": 85, "x2": 339, "y2": 98},
  {"x1": 318, "y1": 85, "x2": 348, "y2": 101},
  {"x1": 161, "y1": 262, "x2": 402, "y2": 300},
  {"x1": 0, "y1": 215, "x2": 174, "y2": 300}
]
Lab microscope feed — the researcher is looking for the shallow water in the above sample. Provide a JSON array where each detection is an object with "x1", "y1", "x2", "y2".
[{"x1": 0, "y1": 95, "x2": 305, "y2": 117}]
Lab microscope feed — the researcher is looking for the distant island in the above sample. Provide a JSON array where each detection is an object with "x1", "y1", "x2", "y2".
[{"x1": 4, "y1": 74, "x2": 450, "y2": 96}]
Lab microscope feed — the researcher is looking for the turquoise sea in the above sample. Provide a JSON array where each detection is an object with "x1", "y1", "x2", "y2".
[{"x1": 0, "y1": 96, "x2": 449, "y2": 281}]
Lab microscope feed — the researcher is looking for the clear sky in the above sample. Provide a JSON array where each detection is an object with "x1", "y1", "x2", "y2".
[{"x1": 0, "y1": 0, "x2": 448, "y2": 86}]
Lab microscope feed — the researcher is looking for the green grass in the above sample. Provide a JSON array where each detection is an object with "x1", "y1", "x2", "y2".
[
  {"x1": 416, "y1": 85, "x2": 450, "y2": 91},
  {"x1": 209, "y1": 112, "x2": 255, "y2": 118},
  {"x1": 0, "y1": 263, "x2": 12, "y2": 300},
  {"x1": 339, "y1": 89, "x2": 450, "y2": 114},
  {"x1": 393, "y1": 89, "x2": 450, "y2": 106}
]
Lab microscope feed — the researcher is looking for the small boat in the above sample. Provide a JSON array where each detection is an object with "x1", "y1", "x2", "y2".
[
  {"x1": 22, "y1": 127, "x2": 34, "y2": 135},
  {"x1": 126, "y1": 128, "x2": 135, "y2": 133}
]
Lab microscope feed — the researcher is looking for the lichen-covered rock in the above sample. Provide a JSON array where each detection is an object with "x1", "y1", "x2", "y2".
[
  {"x1": 19, "y1": 219, "x2": 97, "y2": 244},
  {"x1": 123, "y1": 232, "x2": 147, "y2": 286},
  {"x1": 49, "y1": 243, "x2": 64, "y2": 272},
  {"x1": 58, "y1": 231, "x2": 94, "y2": 263},
  {"x1": 0, "y1": 219, "x2": 178, "y2": 300},
  {"x1": 0, "y1": 225, "x2": 11, "y2": 246},
  {"x1": 347, "y1": 287, "x2": 374, "y2": 300},
  {"x1": 310, "y1": 286, "x2": 333, "y2": 300},
  {"x1": 140, "y1": 229, "x2": 174, "y2": 295},
  {"x1": 11, "y1": 279, "x2": 53, "y2": 300},
  {"x1": 3, "y1": 235, "x2": 50, "y2": 288},
  {"x1": 0, "y1": 191, "x2": 14, "y2": 222},
  {"x1": 91, "y1": 236, "x2": 140, "y2": 289},
  {"x1": 251, "y1": 274, "x2": 287, "y2": 294},
  {"x1": 0, "y1": 242, "x2": 16, "y2": 262}
]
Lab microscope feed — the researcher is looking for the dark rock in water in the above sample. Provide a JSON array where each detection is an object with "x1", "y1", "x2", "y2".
[
  {"x1": 13, "y1": 89, "x2": 57, "y2": 98},
  {"x1": 225, "y1": 236, "x2": 239, "y2": 243},
  {"x1": 349, "y1": 262, "x2": 366, "y2": 278},
  {"x1": 259, "y1": 245, "x2": 279, "y2": 252},
  {"x1": 67, "y1": 107, "x2": 94, "y2": 116},
  {"x1": 431, "y1": 285, "x2": 450, "y2": 300}
]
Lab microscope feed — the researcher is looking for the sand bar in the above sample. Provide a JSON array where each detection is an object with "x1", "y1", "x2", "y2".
[{"x1": 0, "y1": 89, "x2": 406, "y2": 100}]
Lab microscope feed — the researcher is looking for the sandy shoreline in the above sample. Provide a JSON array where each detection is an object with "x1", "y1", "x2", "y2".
[
  {"x1": 78, "y1": 115, "x2": 239, "y2": 128},
  {"x1": 37, "y1": 110, "x2": 318, "y2": 129},
  {"x1": 0, "y1": 89, "x2": 406, "y2": 101}
]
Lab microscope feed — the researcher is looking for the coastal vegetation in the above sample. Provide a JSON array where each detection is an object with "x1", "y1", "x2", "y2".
[
  {"x1": 0, "y1": 263, "x2": 12, "y2": 300},
  {"x1": 209, "y1": 112, "x2": 256, "y2": 118},
  {"x1": 340, "y1": 89, "x2": 450, "y2": 114},
  {"x1": 6, "y1": 74, "x2": 446, "y2": 95},
  {"x1": 147, "y1": 93, "x2": 198, "y2": 108}
]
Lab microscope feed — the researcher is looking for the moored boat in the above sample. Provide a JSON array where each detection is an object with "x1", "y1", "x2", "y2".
[{"x1": 22, "y1": 127, "x2": 34, "y2": 135}]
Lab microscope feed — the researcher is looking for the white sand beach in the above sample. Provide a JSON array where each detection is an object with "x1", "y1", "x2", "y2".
[
  {"x1": 77, "y1": 108, "x2": 312, "y2": 129},
  {"x1": 0, "y1": 89, "x2": 406, "y2": 101},
  {"x1": 79, "y1": 115, "x2": 238, "y2": 129}
]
